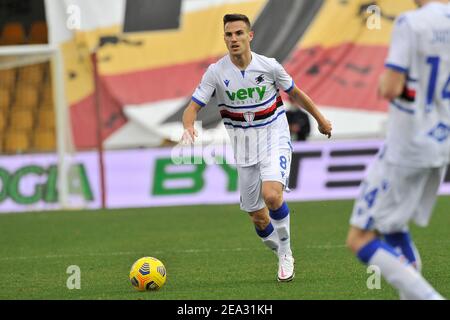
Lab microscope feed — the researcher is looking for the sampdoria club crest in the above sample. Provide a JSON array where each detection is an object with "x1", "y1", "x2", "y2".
[{"x1": 243, "y1": 111, "x2": 255, "y2": 123}]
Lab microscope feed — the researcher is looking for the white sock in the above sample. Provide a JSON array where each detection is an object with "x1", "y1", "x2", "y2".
[
  {"x1": 368, "y1": 247, "x2": 443, "y2": 300},
  {"x1": 255, "y1": 222, "x2": 279, "y2": 254},
  {"x1": 269, "y1": 202, "x2": 292, "y2": 257},
  {"x1": 411, "y1": 242, "x2": 422, "y2": 273},
  {"x1": 271, "y1": 215, "x2": 291, "y2": 256},
  {"x1": 383, "y1": 232, "x2": 425, "y2": 300},
  {"x1": 262, "y1": 229, "x2": 279, "y2": 254},
  {"x1": 399, "y1": 243, "x2": 423, "y2": 300}
]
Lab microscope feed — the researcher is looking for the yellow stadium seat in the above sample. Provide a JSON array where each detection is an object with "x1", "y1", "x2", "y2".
[
  {"x1": 44, "y1": 63, "x2": 52, "y2": 81},
  {"x1": 0, "y1": 104, "x2": 9, "y2": 119},
  {"x1": 18, "y1": 64, "x2": 45, "y2": 86},
  {"x1": 9, "y1": 109, "x2": 34, "y2": 130},
  {"x1": 41, "y1": 85, "x2": 54, "y2": 106},
  {"x1": 1, "y1": 22, "x2": 26, "y2": 45},
  {"x1": 29, "y1": 21, "x2": 48, "y2": 44},
  {"x1": 0, "y1": 68, "x2": 16, "y2": 91},
  {"x1": 0, "y1": 111, "x2": 6, "y2": 132},
  {"x1": 37, "y1": 107, "x2": 55, "y2": 129},
  {"x1": 3, "y1": 130, "x2": 30, "y2": 153},
  {"x1": 13, "y1": 84, "x2": 39, "y2": 110},
  {"x1": 0, "y1": 87, "x2": 11, "y2": 110},
  {"x1": 33, "y1": 128, "x2": 56, "y2": 151}
]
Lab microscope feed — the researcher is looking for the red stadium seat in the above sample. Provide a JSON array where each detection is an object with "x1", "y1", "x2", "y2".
[
  {"x1": 1, "y1": 22, "x2": 26, "y2": 45},
  {"x1": 29, "y1": 21, "x2": 48, "y2": 44}
]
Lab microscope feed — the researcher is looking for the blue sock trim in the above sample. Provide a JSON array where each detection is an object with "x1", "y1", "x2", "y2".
[
  {"x1": 357, "y1": 238, "x2": 400, "y2": 264},
  {"x1": 269, "y1": 202, "x2": 289, "y2": 220},
  {"x1": 384, "y1": 232, "x2": 416, "y2": 264},
  {"x1": 255, "y1": 222, "x2": 274, "y2": 238}
]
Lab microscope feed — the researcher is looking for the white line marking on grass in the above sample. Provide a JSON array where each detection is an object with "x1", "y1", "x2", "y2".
[
  {"x1": 306, "y1": 244, "x2": 346, "y2": 249},
  {"x1": 0, "y1": 245, "x2": 347, "y2": 262},
  {"x1": 0, "y1": 247, "x2": 252, "y2": 261}
]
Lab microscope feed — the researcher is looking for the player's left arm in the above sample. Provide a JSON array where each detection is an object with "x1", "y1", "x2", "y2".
[
  {"x1": 273, "y1": 59, "x2": 332, "y2": 138},
  {"x1": 287, "y1": 86, "x2": 332, "y2": 138}
]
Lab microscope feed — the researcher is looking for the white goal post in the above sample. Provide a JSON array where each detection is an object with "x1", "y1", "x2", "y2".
[{"x1": 0, "y1": 44, "x2": 71, "y2": 209}]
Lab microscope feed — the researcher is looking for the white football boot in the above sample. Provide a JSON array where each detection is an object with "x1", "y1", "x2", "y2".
[{"x1": 277, "y1": 252, "x2": 295, "y2": 282}]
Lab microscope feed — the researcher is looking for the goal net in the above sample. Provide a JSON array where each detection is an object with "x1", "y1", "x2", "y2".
[{"x1": 0, "y1": 44, "x2": 85, "y2": 211}]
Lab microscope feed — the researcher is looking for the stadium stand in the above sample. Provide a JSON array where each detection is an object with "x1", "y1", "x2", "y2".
[
  {"x1": 29, "y1": 21, "x2": 48, "y2": 44},
  {"x1": 32, "y1": 127, "x2": 56, "y2": 150},
  {"x1": 0, "y1": 107, "x2": 5, "y2": 131},
  {"x1": 3, "y1": 129, "x2": 30, "y2": 153},
  {"x1": 36, "y1": 107, "x2": 55, "y2": 130},
  {"x1": 13, "y1": 83, "x2": 40, "y2": 110},
  {"x1": 0, "y1": 17, "x2": 55, "y2": 154},
  {"x1": 9, "y1": 108, "x2": 34, "y2": 131},
  {"x1": 0, "y1": 22, "x2": 26, "y2": 45},
  {"x1": 0, "y1": 71, "x2": 55, "y2": 153},
  {"x1": 0, "y1": 68, "x2": 16, "y2": 92},
  {"x1": 0, "y1": 87, "x2": 11, "y2": 110},
  {"x1": 18, "y1": 63, "x2": 46, "y2": 86}
]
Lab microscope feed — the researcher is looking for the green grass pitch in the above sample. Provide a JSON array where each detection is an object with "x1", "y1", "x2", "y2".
[{"x1": 0, "y1": 198, "x2": 449, "y2": 300}]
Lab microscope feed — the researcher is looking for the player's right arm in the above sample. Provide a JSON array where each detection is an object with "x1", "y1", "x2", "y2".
[
  {"x1": 180, "y1": 65, "x2": 216, "y2": 144},
  {"x1": 181, "y1": 101, "x2": 202, "y2": 144},
  {"x1": 378, "y1": 69, "x2": 406, "y2": 100},
  {"x1": 380, "y1": 14, "x2": 413, "y2": 101}
]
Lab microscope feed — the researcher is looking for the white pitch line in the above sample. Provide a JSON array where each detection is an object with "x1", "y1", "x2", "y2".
[
  {"x1": 0, "y1": 245, "x2": 347, "y2": 262},
  {"x1": 306, "y1": 244, "x2": 347, "y2": 249},
  {"x1": 0, "y1": 247, "x2": 253, "y2": 261}
]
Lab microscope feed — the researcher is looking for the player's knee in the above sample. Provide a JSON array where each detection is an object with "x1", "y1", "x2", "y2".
[
  {"x1": 346, "y1": 228, "x2": 377, "y2": 254},
  {"x1": 345, "y1": 232, "x2": 359, "y2": 254},
  {"x1": 263, "y1": 190, "x2": 283, "y2": 210}
]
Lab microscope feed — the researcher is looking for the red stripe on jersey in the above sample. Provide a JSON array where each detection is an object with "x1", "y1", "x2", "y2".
[
  {"x1": 220, "y1": 96, "x2": 283, "y2": 121},
  {"x1": 404, "y1": 87, "x2": 416, "y2": 99}
]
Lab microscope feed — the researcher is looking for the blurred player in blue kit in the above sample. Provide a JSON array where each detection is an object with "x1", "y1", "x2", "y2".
[
  {"x1": 181, "y1": 14, "x2": 332, "y2": 282},
  {"x1": 346, "y1": 0, "x2": 450, "y2": 299}
]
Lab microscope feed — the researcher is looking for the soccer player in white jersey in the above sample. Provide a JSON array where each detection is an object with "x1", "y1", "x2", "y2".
[
  {"x1": 346, "y1": 0, "x2": 450, "y2": 299},
  {"x1": 181, "y1": 14, "x2": 332, "y2": 282}
]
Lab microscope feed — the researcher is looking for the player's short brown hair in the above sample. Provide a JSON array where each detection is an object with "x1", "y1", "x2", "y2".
[{"x1": 223, "y1": 14, "x2": 251, "y2": 30}]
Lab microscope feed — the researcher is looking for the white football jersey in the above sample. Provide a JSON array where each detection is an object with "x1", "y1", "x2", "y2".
[
  {"x1": 192, "y1": 52, "x2": 294, "y2": 166},
  {"x1": 384, "y1": 2, "x2": 450, "y2": 167}
]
